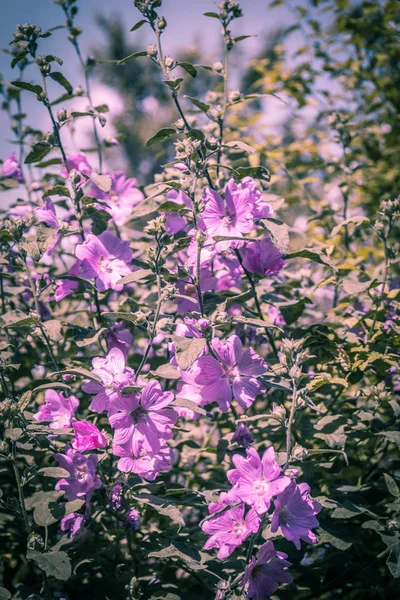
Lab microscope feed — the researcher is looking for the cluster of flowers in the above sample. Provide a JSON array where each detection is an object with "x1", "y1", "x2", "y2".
[{"x1": 201, "y1": 446, "x2": 321, "y2": 598}]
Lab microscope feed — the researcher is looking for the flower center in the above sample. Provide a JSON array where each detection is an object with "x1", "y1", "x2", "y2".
[
  {"x1": 253, "y1": 478, "x2": 270, "y2": 495},
  {"x1": 231, "y1": 519, "x2": 246, "y2": 537}
]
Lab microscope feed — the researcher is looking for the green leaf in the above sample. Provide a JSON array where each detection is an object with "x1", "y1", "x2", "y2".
[
  {"x1": 50, "y1": 367, "x2": 102, "y2": 383},
  {"x1": 149, "y1": 541, "x2": 208, "y2": 570},
  {"x1": 118, "y1": 51, "x2": 147, "y2": 65},
  {"x1": 146, "y1": 127, "x2": 177, "y2": 147},
  {"x1": 20, "y1": 227, "x2": 59, "y2": 262},
  {"x1": 331, "y1": 215, "x2": 369, "y2": 238},
  {"x1": 132, "y1": 493, "x2": 185, "y2": 527},
  {"x1": 38, "y1": 467, "x2": 71, "y2": 478},
  {"x1": 234, "y1": 35, "x2": 256, "y2": 43},
  {"x1": 235, "y1": 165, "x2": 270, "y2": 181},
  {"x1": 49, "y1": 72, "x2": 73, "y2": 95},
  {"x1": 27, "y1": 550, "x2": 71, "y2": 581},
  {"x1": 11, "y1": 51, "x2": 28, "y2": 68},
  {"x1": 91, "y1": 174, "x2": 112, "y2": 193},
  {"x1": 377, "y1": 431, "x2": 400, "y2": 448},
  {"x1": 384, "y1": 474, "x2": 400, "y2": 498},
  {"x1": 0, "y1": 587, "x2": 11, "y2": 600},
  {"x1": 130, "y1": 19, "x2": 148, "y2": 31},
  {"x1": 164, "y1": 78, "x2": 184, "y2": 91},
  {"x1": 286, "y1": 248, "x2": 337, "y2": 271},
  {"x1": 33, "y1": 382, "x2": 72, "y2": 394},
  {"x1": 11, "y1": 80, "x2": 42, "y2": 95},
  {"x1": 0, "y1": 310, "x2": 39, "y2": 329},
  {"x1": 102, "y1": 311, "x2": 143, "y2": 325},
  {"x1": 117, "y1": 269, "x2": 154, "y2": 285},
  {"x1": 25, "y1": 142, "x2": 52, "y2": 164},
  {"x1": 184, "y1": 96, "x2": 210, "y2": 113},
  {"x1": 225, "y1": 140, "x2": 256, "y2": 154},
  {"x1": 177, "y1": 62, "x2": 197, "y2": 77},
  {"x1": 260, "y1": 218, "x2": 290, "y2": 254},
  {"x1": 381, "y1": 532, "x2": 400, "y2": 578},
  {"x1": 43, "y1": 185, "x2": 71, "y2": 198},
  {"x1": 173, "y1": 398, "x2": 207, "y2": 416},
  {"x1": 153, "y1": 364, "x2": 180, "y2": 380},
  {"x1": 203, "y1": 11, "x2": 220, "y2": 18},
  {"x1": 172, "y1": 336, "x2": 207, "y2": 370},
  {"x1": 18, "y1": 390, "x2": 32, "y2": 411}
]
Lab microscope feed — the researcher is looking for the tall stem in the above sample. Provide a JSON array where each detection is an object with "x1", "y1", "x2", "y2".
[{"x1": 286, "y1": 379, "x2": 298, "y2": 462}]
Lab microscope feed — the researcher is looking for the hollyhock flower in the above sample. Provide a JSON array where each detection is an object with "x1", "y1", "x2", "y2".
[
  {"x1": 71, "y1": 420, "x2": 108, "y2": 452},
  {"x1": 105, "y1": 322, "x2": 133, "y2": 359},
  {"x1": 109, "y1": 482, "x2": 124, "y2": 511},
  {"x1": 241, "y1": 541, "x2": 293, "y2": 599},
  {"x1": 241, "y1": 237, "x2": 284, "y2": 277},
  {"x1": 109, "y1": 380, "x2": 177, "y2": 453},
  {"x1": 61, "y1": 153, "x2": 91, "y2": 178},
  {"x1": 113, "y1": 437, "x2": 173, "y2": 480},
  {"x1": 237, "y1": 177, "x2": 273, "y2": 219},
  {"x1": 34, "y1": 198, "x2": 61, "y2": 228},
  {"x1": 60, "y1": 512, "x2": 85, "y2": 538},
  {"x1": 34, "y1": 390, "x2": 79, "y2": 429},
  {"x1": 53, "y1": 260, "x2": 80, "y2": 302},
  {"x1": 82, "y1": 347, "x2": 138, "y2": 413},
  {"x1": 184, "y1": 335, "x2": 267, "y2": 412},
  {"x1": 161, "y1": 189, "x2": 192, "y2": 235},
  {"x1": 213, "y1": 254, "x2": 242, "y2": 291},
  {"x1": 75, "y1": 231, "x2": 132, "y2": 292},
  {"x1": 271, "y1": 481, "x2": 321, "y2": 549},
  {"x1": 92, "y1": 171, "x2": 144, "y2": 227},
  {"x1": 1, "y1": 152, "x2": 23, "y2": 182},
  {"x1": 123, "y1": 508, "x2": 141, "y2": 531},
  {"x1": 175, "y1": 316, "x2": 205, "y2": 338},
  {"x1": 268, "y1": 305, "x2": 286, "y2": 327},
  {"x1": 227, "y1": 447, "x2": 291, "y2": 514},
  {"x1": 201, "y1": 179, "x2": 255, "y2": 250},
  {"x1": 232, "y1": 423, "x2": 254, "y2": 448},
  {"x1": 54, "y1": 445, "x2": 102, "y2": 502},
  {"x1": 202, "y1": 502, "x2": 261, "y2": 560}
]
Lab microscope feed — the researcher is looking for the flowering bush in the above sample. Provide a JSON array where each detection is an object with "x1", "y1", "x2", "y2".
[{"x1": 0, "y1": 0, "x2": 399, "y2": 599}]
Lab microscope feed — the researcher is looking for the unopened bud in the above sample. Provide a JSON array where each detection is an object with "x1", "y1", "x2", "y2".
[{"x1": 157, "y1": 17, "x2": 167, "y2": 30}]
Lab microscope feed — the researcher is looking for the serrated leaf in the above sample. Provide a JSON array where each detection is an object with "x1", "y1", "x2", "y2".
[
  {"x1": 225, "y1": 140, "x2": 256, "y2": 154},
  {"x1": 18, "y1": 390, "x2": 32, "y2": 411},
  {"x1": 132, "y1": 493, "x2": 185, "y2": 527},
  {"x1": 102, "y1": 311, "x2": 142, "y2": 325}
]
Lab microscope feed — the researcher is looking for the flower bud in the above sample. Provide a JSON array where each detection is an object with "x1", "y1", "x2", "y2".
[
  {"x1": 123, "y1": 508, "x2": 140, "y2": 531},
  {"x1": 206, "y1": 136, "x2": 219, "y2": 150},
  {"x1": 146, "y1": 44, "x2": 157, "y2": 58},
  {"x1": 157, "y1": 17, "x2": 167, "y2": 30},
  {"x1": 109, "y1": 482, "x2": 124, "y2": 511},
  {"x1": 232, "y1": 423, "x2": 254, "y2": 448},
  {"x1": 212, "y1": 61, "x2": 224, "y2": 73}
]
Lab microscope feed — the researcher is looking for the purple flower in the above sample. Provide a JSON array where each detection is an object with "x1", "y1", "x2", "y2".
[
  {"x1": 54, "y1": 445, "x2": 102, "y2": 502},
  {"x1": 60, "y1": 512, "x2": 85, "y2": 538},
  {"x1": 1, "y1": 152, "x2": 23, "y2": 182},
  {"x1": 161, "y1": 189, "x2": 191, "y2": 235},
  {"x1": 113, "y1": 437, "x2": 173, "y2": 480},
  {"x1": 241, "y1": 541, "x2": 293, "y2": 599},
  {"x1": 181, "y1": 335, "x2": 267, "y2": 412},
  {"x1": 201, "y1": 179, "x2": 255, "y2": 250},
  {"x1": 232, "y1": 423, "x2": 254, "y2": 448},
  {"x1": 71, "y1": 420, "x2": 108, "y2": 452},
  {"x1": 53, "y1": 260, "x2": 80, "y2": 302},
  {"x1": 227, "y1": 447, "x2": 291, "y2": 514},
  {"x1": 238, "y1": 177, "x2": 272, "y2": 219},
  {"x1": 241, "y1": 237, "x2": 284, "y2": 276},
  {"x1": 92, "y1": 171, "x2": 144, "y2": 227},
  {"x1": 271, "y1": 481, "x2": 321, "y2": 549},
  {"x1": 109, "y1": 380, "x2": 177, "y2": 454},
  {"x1": 82, "y1": 347, "x2": 138, "y2": 413},
  {"x1": 202, "y1": 501, "x2": 261, "y2": 560},
  {"x1": 109, "y1": 482, "x2": 124, "y2": 511},
  {"x1": 75, "y1": 231, "x2": 132, "y2": 292},
  {"x1": 34, "y1": 198, "x2": 61, "y2": 228},
  {"x1": 34, "y1": 390, "x2": 79, "y2": 429},
  {"x1": 105, "y1": 322, "x2": 133, "y2": 359},
  {"x1": 123, "y1": 508, "x2": 141, "y2": 531},
  {"x1": 61, "y1": 153, "x2": 91, "y2": 178}
]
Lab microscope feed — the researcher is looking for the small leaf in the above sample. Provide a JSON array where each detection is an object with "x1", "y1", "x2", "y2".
[
  {"x1": 177, "y1": 62, "x2": 197, "y2": 77},
  {"x1": 153, "y1": 364, "x2": 180, "y2": 380},
  {"x1": 43, "y1": 185, "x2": 71, "y2": 199},
  {"x1": 18, "y1": 390, "x2": 32, "y2": 411},
  {"x1": 117, "y1": 269, "x2": 154, "y2": 285},
  {"x1": 225, "y1": 140, "x2": 256, "y2": 154},
  {"x1": 38, "y1": 467, "x2": 70, "y2": 479},
  {"x1": 130, "y1": 19, "x2": 148, "y2": 31},
  {"x1": 384, "y1": 474, "x2": 400, "y2": 498},
  {"x1": 234, "y1": 35, "x2": 256, "y2": 43},
  {"x1": 50, "y1": 367, "x2": 102, "y2": 383},
  {"x1": 0, "y1": 310, "x2": 39, "y2": 329},
  {"x1": 25, "y1": 142, "x2": 52, "y2": 164},
  {"x1": 102, "y1": 312, "x2": 143, "y2": 325},
  {"x1": 118, "y1": 51, "x2": 147, "y2": 65},
  {"x1": 260, "y1": 218, "x2": 289, "y2": 254},
  {"x1": 11, "y1": 80, "x2": 43, "y2": 95},
  {"x1": 91, "y1": 174, "x2": 112, "y2": 193},
  {"x1": 49, "y1": 72, "x2": 73, "y2": 95},
  {"x1": 184, "y1": 96, "x2": 210, "y2": 113},
  {"x1": 331, "y1": 215, "x2": 369, "y2": 238},
  {"x1": 172, "y1": 336, "x2": 207, "y2": 370},
  {"x1": 173, "y1": 398, "x2": 207, "y2": 416},
  {"x1": 146, "y1": 127, "x2": 177, "y2": 147},
  {"x1": 203, "y1": 11, "x2": 220, "y2": 18},
  {"x1": 33, "y1": 382, "x2": 72, "y2": 394}
]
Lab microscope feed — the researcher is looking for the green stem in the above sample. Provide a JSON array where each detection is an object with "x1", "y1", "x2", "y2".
[
  {"x1": 285, "y1": 379, "x2": 297, "y2": 462},
  {"x1": 11, "y1": 445, "x2": 31, "y2": 535}
]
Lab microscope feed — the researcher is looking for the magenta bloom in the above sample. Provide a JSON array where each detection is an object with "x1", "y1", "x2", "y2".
[
  {"x1": 71, "y1": 420, "x2": 108, "y2": 452},
  {"x1": 271, "y1": 481, "x2": 321, "y2": 549},
  {"x1": 161, "y1": 189, "x2": 191, "y2": 235},
  {"x1": 1, "y1": 152, "x2": 23, "y2": 182},
  {"x1": 201, "y1": 179, "x2": 255, "y2": 249},
  {"x1": 75, "y1": 231, "x2": 132, "y2": 291},
  {"x1": 82, "y1": 347, "x2": 137, "y2": 413},
  {"x1": 34, "y1": 390, "x2": 79, "y2": 429},
  {"x1": 241, "y1": 237, "x2": 284, "y2": 277},
  {"x1": 105, "y1": 322, "x2": 133, "y2": 359},
  {"x1": 202, "y1": 502, "x2": 261, "y2": 560},
  {"x1": 232, "y1": 423, "x2": 254, "y2": 448},
  {"x1": 242, "y1": 541, "x2": 293, "y2": 599},
  {"x1": 34, "y1": 198, "x2": 61, "y2": 228},
  {"x1": 54, "y1": 445, "x2": 102, "y2": 502},
  {"x1": 113, "y1": 437, "x2": 174, "y2": 480},
  {"x1": 109, "y1": 380, "x2": 177, "y2": 453},
  {"x1": 237, "y1": 176, "x2": 272, "y2": 219},
  {"x1": 61, "y1": 153, "x2": 91, "y2": 178},
  {"x1": 123, "y1": 508, "x2": 141, "y2": 531},
  {"x1": 182, "y1": 335, "x2": 267, "y2": 412},
  {"x1": 227, "y1": 447, "x2": 290, "y2": 514},
  {"x1": 60, "y1": 512, "x2": 85, "y2": 538},
  {"x1": 92, "y1": 171, "x2": 144, "y2": 227},
  {"x1": 109, "y1": 482, "x2": 124, "y2": 511}
]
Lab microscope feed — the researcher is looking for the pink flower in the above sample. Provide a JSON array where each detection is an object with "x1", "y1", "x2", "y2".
[
  {"x1": 61, "y1": 153, "x2": 91, "y2": 178},
  {"x1": 161, "y1": 189, "x2": 192, "y2": 235},
  {"x1": 181, "y1": 335, "x2": 267, "y2": 412},
  {"x1": 202, "y1": 501, "x2": 261, "y2": 560},
  {"x1": 241, "y1": 237, "x2": 284, "y2": 276},
  {"x1": 60, "y1": 512, "x2": 85, "y2": 538},
  {"x1": 109, "y1": 380, "x2": 177, "y2": 454},
  {"x1": 71, "y1": 420, "x2": 108, "y2": 452},
  {"x1": 227, "y1": 447, "x2": 291, "y2": 514},
  {"x1": 75, "y1": 231, "x2": 132, "y2": 291},
  {"x1": 201, "y1": 179, "x2": 255, "y2": 250},
  {"x1": 105, "y1": 322, "x2": 133, "y2": 359},
  {"x1": 54, "y1": 445, "x2": 102, "y2": 502},
  {"x1": 242, "y1": 541, "x2": 293, "y2": 599},
  {"x1": 82, "y1": 347, "x2": 138, "y2": 413},
  {"x1": 232, "y1": 423, "x2": 254, "y2": 448},
  {"x1": 1, "y1": 152, "x2": 23, "y2": 182},
  {"x1": 53, "y1": 260, "x2": 80, "y2": 302},
  {"x1": 34, "y1": 390, "x2": 78, "y2": 429},
  {"x1": 113, "y1": 437, "x2": 174, "y2": 480},
  {"x1": 237, "y1": 176, "x2": 272, "y2": 219},
  {"x1": 92, "y1": 171, "x2": 144, "y2": 227},
  {"x1": 271, "y1": 481, "x2": 321, "y2": 549},
  {"x1": 34, "y1": 198, "x2": 61, "y2": 228}
]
